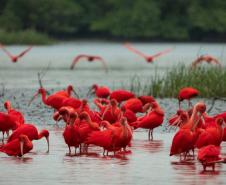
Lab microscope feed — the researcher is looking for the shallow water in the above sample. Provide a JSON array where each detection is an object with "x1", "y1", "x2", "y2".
[
  {"x1": 0, "y1": 42, "x2": 225, "y2": 88},
  {"x1": 0, "y1": 42, "x2": 226, "y2": 185}
]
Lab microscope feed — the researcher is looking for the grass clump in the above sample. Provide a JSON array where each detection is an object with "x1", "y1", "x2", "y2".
[
  {"x1": 0, "y1": 29, "x2": 55, "y2": 45},
  {"x1": 128, "y1": 66, "x2": 226, "y2": 98}
]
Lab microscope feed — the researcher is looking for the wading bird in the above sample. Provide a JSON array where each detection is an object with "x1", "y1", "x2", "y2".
[
  {"x1": 170, "y1": 102, "x2": 206, "y2": 160},
  {"x1": 124, "y1": 43, "x2": 172, "y2": 63},
  {"x1": 7, "y1": 124, "x2": 49, "y2": 153},
  {"x1": 0, "y1": 134, "x2": 33, "y2": 157},
  {"x1": 178, "y1": 87, "x2": 199, "y2": 109},
  {"x1": 192, "y1": 55, "x2": 221, "y2": 68},
  {"x1": 70, "y1": 54, "x2": 108, "y2": 72},
  {"x1": 0, "y1": 44, "x2": 32, "y2": 63},
  {"x1": 87, "y1": 84, "x2": 111, "y2": 99},
  {"x1": 198, "y1": 145, "x2": 223, "y2": 171}
]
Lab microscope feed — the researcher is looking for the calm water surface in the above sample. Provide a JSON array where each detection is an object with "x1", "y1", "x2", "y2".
[
  {"x1": 0, "y1": 42, "x2": 225, "y2": 88},
  {"x1": 0, "y1": 42, "x2": 226, "y2": 185}
]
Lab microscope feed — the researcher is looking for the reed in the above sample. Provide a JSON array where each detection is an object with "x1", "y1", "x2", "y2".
[{"x1": 127, "y1": 65, "x2": 226, "y2": 98}]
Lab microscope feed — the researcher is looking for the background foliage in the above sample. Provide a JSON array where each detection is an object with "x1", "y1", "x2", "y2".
[{"x1": 0, "y1": 0, "x2": 226, "y2": 42}]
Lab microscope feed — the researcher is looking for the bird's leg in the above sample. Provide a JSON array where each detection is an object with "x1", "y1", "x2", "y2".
[
  {"x1": 148, "y1": 129, "x2": 151, "y2": 141},
  {"x1": 2, "y1": 131, "x2": 4, "y2": 144},
  {"x1": 74, "y1": 147, "x2": 77, "y2": 155},
  {"x1": 203, "y1": 164, "x2": 206, "y2": 171},
  {"x1": 192, "y1": 148, "x2": 195, "y2": 159},
  {"x1": 6, "y1": 130, "x2": 9, "y2": 137},
  {"x1": 107, "y1": 151, "x2": 109, "y2": 156},
  {"x1": 67, "y1": 146, "x2": 71, "y2": 156},
  {"x1": 188, "y1": 100, "x2": 192, "y2": 108},
  {"x1": 103, "y1": 149, "x2": 105, "y2": 156},
  {"x1": 184, "y1": 152, "x2": 187, "y2": 161},
  {"x1": 79, "y1": 144, "x2": 82, "y2": 154},
  {"x1": 212, "y1": 164, "x2": 215, "y2": 171},
  {"x1": 151, "y1": 129, "x2": 153, "y2": 140}
]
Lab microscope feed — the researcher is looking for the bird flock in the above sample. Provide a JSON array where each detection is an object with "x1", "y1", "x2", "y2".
[
  {"x1": 0, "y1": 43, "x2": 222, "y2": 69},
  {"x1": 0, "y1": 84, "x2": 226, "y2": 172},
  {"x1": 0, "y1": 42, "x2": 225, "y2": 173}
]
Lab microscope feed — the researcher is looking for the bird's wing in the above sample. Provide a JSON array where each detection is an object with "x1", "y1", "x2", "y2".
[
  {"x1": 124, "y1": 43, "x2": 147, "y2": 58},
  {"x1": 0, "y1": 44, "x2": 14, "y2": 59},
  {"x1": 17, "y1": 46, "x2": 32, "y2": 58},
  {"x1": 191, "y1": 57, "x2": 203, "y2": 68},
  {"x1": 211, "y1": 58, "x2": 221, "y2": 66},
  {"x1": 70, "y1": 55, "x2": 87, "y2": 69},
  {"x1": 152, "y1": 48, "x2": 173, "y2": 59},
  {"x1": 95, "y1": 56, "x2": 108, "y2": 73}
]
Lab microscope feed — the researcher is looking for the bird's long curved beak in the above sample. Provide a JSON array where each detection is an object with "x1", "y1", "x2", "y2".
[
  {"x1": 28, "y1": 92, "x2": 39, "y2": 106},
  {"x1": 72, "y1": 89, "x2": 80, "y2": 98},
  {"x1": 46, "y1": 136, "x2": 49, "y2": 153},
  {"x1": 20, "y1": 141, "x2": 24, "y2": 157}
]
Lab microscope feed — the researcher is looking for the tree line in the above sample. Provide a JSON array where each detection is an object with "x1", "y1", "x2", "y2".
[{"x1": 0, "y1": 0, "x2": 226, "y2": 41}]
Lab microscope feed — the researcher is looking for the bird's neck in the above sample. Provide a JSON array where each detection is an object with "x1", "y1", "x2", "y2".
[{"x1": 40, "y1": 91, "x2": 48, "y2": 105}]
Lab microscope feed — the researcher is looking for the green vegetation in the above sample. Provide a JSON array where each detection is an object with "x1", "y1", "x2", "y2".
[
  {"x1": 0, "y1": 0, "x2": 226, "y2": 43},
  {"x1": 127, "y1": 66, "x2": 226, "y2": 97},
  {"x1": 0, "y1": 29, "x2": 54, "y2": 45}
]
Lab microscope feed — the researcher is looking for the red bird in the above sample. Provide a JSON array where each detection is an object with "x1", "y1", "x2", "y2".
[
  {"x1": 7, "y1": 124, "x2": 49, "y2": 153},
  {"x1": 170, "y1": 102, "x2": 206, "y2": 160},
  {"x1": 102, "y1": 99, "x2": 122, "y2": 124},
  {"x1": 54, "y1": 85, "x2": 79, "y2": 98},
  {"x1": 192, "y1": 55, "x2": 221, "y2": 68},
  {"x1": 122, "y1": 98, "x2": 144, "y2": 113},
  {"x1": 178, "y1": 87, "x2": 199, "y2": 109},
  {"x1": 70, "y1": 54, "x2": 108, "y2": 72},
  {"x1": 195, "y1": 117, "x2": 225, "y2": 149},
  {"x1": 62, "y1": 111, "x2": 81, "y2": 155},
  {"x1": 138, "y1": 95, "x2": 156, "y2": 105},
  {"x1": 124, "y1": 43, "x2": 172, "y2": 63},
  {"x1": 0, "y1": 134, "x2": 33, "y2": 157},
  {"x1": 0, "y1": 44, "x2": 32, "y2": 63},
  {"x1": 110, "y1": 89, "x2": 135, "y2": 103},
  {"x1": 4, "y1": 100, "x2": 25, "y2": 126},
  {"x1": 131, "y1": 102, "x2": 164, "y2": 140},
  {"x1": 0, "y1": 112, "x2": 19, "y2": 143},
  {"x1": 88, "y1": 84, "x2": 111, "y2": 98},
  {"x1": 29, "y1": 88, "x2": 68, "y2": 110},
  {"x1": 198, "y1": 145, "x2": 222, "y2": 171}
]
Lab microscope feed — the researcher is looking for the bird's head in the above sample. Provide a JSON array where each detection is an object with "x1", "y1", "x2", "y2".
[{"x1": 4, "y1": 100, "x2": 11, "y2": 111}]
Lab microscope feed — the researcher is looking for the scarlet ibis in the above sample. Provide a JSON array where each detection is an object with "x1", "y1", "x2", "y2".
[
  {"x1": 7, "y1": 124, "x2": 49, "y2": 153},
  {"x1": 4, "y1": 100, "x2": 25, "y2": 126},
  {"x1": 62, "y1": 111, "x2": 81, "y2": 155},
  {"x1": 195, "y1": 117, "x2": 225, "y2": 148},
  {"x1": 110, "y1": 89, "x2": 135, "y2": 103},
  {"x1": 122, "y1": 98, "x2": 143, "y2": 113},
  {"x1": 192, "y1": 55, "x2": 221, "y2": 68},
  {"x1": 87, "y1": 84, "x2": 111, "y2": 98},
  {"x1": 102, "y1": 99, "x2": 122, "y2": 124},
  {"x1": 178, "y1": 87, "x2": 199, "y2": 109},
  {"x1": 198, "y1": 145, "x2": 222, "y2": 171},
  {"x1": 170, "y1": 102, "x2": 206, "y2": 160},
  {"x1": 124, "y1": 43, "x2": 172, "y2": 63},
  {"x1": 0, "y1": 112, "x2": 19, "y2": 143},
  {"x1": 131, "y1": 102, "x2": 164, "y2": 140},
  {"x1": 0, "y1": 44, "x2": 32, "y2": 63},
  {"x1": 0, "y1": 135, "x2": 33, "y2": 157},
  {"x1": 29, "y1": 88, "x2": 68, "y2": 110},
  {"x1": 70, "y1": 54, "x2": 108, "y2": 72},
  {"x1": 55, "y1": 85, "x2": 79, "y2": 98},
  {"x1": 138, "y1": 95, "x2": 156, "y2": 105}
]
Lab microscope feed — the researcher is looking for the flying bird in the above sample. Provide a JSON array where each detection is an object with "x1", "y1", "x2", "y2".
[
  {"x1": 0, "y1": 44, "x2": 32, "y2": 63},
  {"x1": 70, "y1": 54, "x2": 108, "y2": 72},
  {"x1": 124, "y1": 43, "x2": 172, "y2": 63},
  {"x1": 191, "y1": 55, "x2": 221, "y2": 68}
]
